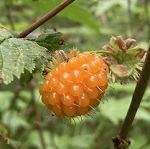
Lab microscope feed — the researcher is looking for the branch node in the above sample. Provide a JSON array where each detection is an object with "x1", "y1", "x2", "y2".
[{"x1": 112, "y1": 135, "x2": 131, "y2": 149}]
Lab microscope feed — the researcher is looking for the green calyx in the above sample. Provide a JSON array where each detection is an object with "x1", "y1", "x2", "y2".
[{"x1": 101, "y1": 36, "x2": 146, "y2": 83}]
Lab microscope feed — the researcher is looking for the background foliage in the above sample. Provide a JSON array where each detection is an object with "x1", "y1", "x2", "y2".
[{"x1": 0, "y1": 0, "x2": 150, "y2": 149}]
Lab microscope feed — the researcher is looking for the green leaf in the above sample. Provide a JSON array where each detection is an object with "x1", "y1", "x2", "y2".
[
  {"x1": 0, "y1": 28, "x2": 47, "y2": 84},
  {"x1": 0, "y1": 26, "x2": 13, "y2": 43},
  {"x1": 24, "y1": 0, "x2": 99, "y2": 31},
  {"x1": 18, "y1": 90, "x2": 32, "y2": 102},
  {"x1": 2, "y1": 110, "x2": 29, "y2": 129},
  {"x1": 95, "y1": 0, "x2": 131, "y2": 17},
  {"x1": 130, "y1": 135, "x2": 149, "y2": 149},
  {"x1": 71, "y1": 134, "x2": 94, "y2": 148},
  {"x1": 136, "y1": 108, "x2": 150, "y2": 122},
  {"x1": 35, "y1": 29, "x2": 64, "y2": 52},
  {"x1": 0, "y1": 91, "x2": 14, "y2": 112},
  {"x1": 61, "y1": 2, "x2": 99, "y2": 31},
  {"x1": 24, "y1": 130, "x2": 53, "y2": 149},
  {"x1": 54, "y1": 134, "x2": 70, "y2": 149},
  {"x1": 100, "y1": 97, "x2": 131, "y2": 125},
  {"x1": 100, "y1": 95, "x2": 150, "y2": 124},
  {"x1": 95, "y1": 0, "x2": 120, "y2": 17}
]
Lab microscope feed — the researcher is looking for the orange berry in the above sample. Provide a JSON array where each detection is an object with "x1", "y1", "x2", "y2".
[
  {"x1": 77, "y1": 106, "x2": 89, "y2": 115},
  {"x1": 84, "y1": 75, "x2": 99, "y2": 88},
  {"x1": 39, "y1": 51, "x2": 108, "y2": 118},
  {"x1": 48, "y1": 77, "x2": 59, "y2": 89},
  {"x1": 56, "y1": 82, "x2": 68, "y2": 94},
  {"x1": 89, "y1": 60, "x2": 102, "y2": 73},
  {"x1": 75, "y1": 92, "x2": 90, "y2": 107},
  {"x1": 70, "y1": 83, "x2": 83, "y2": 96},
  {"x1": 76, "y1": 52, "x2": 92, "y2": 63},
  {"x1": 97, "y1": 72, "x2": 108, "y2": 86},
  {"x1": 90, "y1": 98, "x2": 100, "y2": 108},
  {"x1": 61, "y1": 94, "x2": 75, "y2": 106},
  {"x1": 63, "y1": 105, "x2": 77, "y2": 117},
  {"x1": 68, "y1": 57, "x2": 78, "y2": 69},
  {"x1": 57, "y1": 62, "x2": 68, "y2": 73},
  {"x1": 41, "y1": 91, "x2": 50, "y2": 105},
  {"x1": 45, "y1": 72, "x2": 53, "y2": 80},
  {"x1": 51, "y1": 67, "x2": 59, "y2": 76},
  {"x1": 48, "y1": 91, "x2": 61, "y2": 105},
  {"x1": 47, "y1": 104, "x2": 64, "y2": 117},
  {"x1": 85, "y1": 87, "x2": 99, "y2": 99},
  {"x1": 102, "y1": 63, "x2": 109, "y2": 74},
  {"x1": 60, "y1": 72, "x2": 73, "y2": 85},
  {"x1": 39, "y1": 80, "x2": 51, "y2": 94},
  {"x1": 70, "y1": 69, "x2": 83, "y2": 83},
  {"x1": 80, "y1": 63, "x2": 90, "y2": 73}
]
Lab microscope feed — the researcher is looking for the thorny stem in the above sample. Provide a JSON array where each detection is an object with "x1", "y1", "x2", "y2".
[
  {"x1": 16, "y1": 0, "x2": 75, "y2": 38},
  {"x1": 112, "y1": 45, "x2": 150, "y2": 148},
  {"x1": 30, "y1": 82, "x2": 46, "y2": 149}
]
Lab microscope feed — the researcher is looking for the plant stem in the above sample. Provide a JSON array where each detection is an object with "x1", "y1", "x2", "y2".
[
  {"x1": 16, "y1": 0, "x2": 75, "y2": 38},
  {"x1": 112, "y1": 46, "x2": 150, "y2": 149},
  {"x1": 119, "y1": 46, "x2": 150, "y2": 139}
]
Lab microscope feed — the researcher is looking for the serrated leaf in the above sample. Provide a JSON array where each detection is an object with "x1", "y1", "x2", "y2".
[
  {"x1": 0, "y1": 37, "x2": 47, "y2": 84},
  {"x1": 0, "y1": 27, "x2": 13, "y2": 43},
  {"x1": 35, "y1": 30, "x2": 64, "y2": 52}
]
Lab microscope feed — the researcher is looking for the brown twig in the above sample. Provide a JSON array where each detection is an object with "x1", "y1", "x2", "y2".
[
  {"x1": 30, "y1": 81, "x2": 46, "y2": 149},
  {"x1": 0, "y1": 133, "x2": 11, "y2": 145},
  {"x1": 0, "y1": 133, "x2": 17, "y2": 149},
  {"x1": 16, "y1": 0, "x2": 75, "y2": 38},
  {"x1": 112, "y1": 45, "x2": 150, "y2": 149}
]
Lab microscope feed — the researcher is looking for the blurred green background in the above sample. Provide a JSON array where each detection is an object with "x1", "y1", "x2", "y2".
[{"x1": 0, "y1": 0, "x2": 150, "y2": 149}]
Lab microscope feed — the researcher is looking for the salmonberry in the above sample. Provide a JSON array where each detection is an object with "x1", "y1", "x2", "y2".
[{"x1": 39, "y1": 50, "x2": 108, "y2": 118}]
